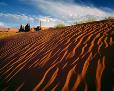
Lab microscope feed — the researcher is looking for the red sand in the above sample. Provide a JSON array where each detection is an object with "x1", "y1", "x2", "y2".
[{"x1": 0, "y1": 20, "x2": 114, "y2": 91}]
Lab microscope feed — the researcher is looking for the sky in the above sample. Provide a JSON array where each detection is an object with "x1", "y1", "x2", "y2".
[{"x1": 0, "y1": 0, "x2": 114, "y2": 28}]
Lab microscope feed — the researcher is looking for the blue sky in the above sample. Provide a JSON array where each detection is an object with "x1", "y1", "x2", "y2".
[{"x1": 0, "y1": 0, "x2": 114, "y2": 28}]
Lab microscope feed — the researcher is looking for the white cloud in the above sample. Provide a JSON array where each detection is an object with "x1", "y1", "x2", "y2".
[
  {"x1": 0, "y1": 13, "x2": 63, "y2": 27},
  {"x1": 38, "y1": 16, "x2": 64, "y2": 27},
  {"x1": 0, "y1": 13, "x2": 35, "y2": 23},
  {"x1": 0, "y1": 22, "x2": 8, "y2": 28},
  {"x1": 21, "y1": 0, "x2": 114, "y2": 22},
  {"x1": 1, "y1": 0, "x2": 114, "y2": 27}
]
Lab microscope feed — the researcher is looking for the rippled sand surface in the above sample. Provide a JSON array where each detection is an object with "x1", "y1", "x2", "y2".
[{"x1": 0, "y1": 20, "x2": 114, "y2": 91}]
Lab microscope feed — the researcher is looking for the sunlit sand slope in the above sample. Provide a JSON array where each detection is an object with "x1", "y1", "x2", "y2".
[{"x1": 0, "y1": 20, "x2": 114, "y2": 91}]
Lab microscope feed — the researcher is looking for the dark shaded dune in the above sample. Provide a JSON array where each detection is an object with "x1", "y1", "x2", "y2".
[{"x1": 0, "y1": 20, "x2": 114, "y2": 91}]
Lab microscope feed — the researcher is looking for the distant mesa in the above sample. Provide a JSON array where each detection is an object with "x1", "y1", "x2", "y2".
[{"x1": 0, "y1": 28, "x2": 18, "y2": 32}]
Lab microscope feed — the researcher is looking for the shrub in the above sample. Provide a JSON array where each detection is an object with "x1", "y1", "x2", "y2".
[
  {"x1": 105, "y1": 16, "x2": 114, "y2": 20},
  {"x1": 55, "y1": 23, "x2": 65, "y2": 28},
  {"x1": 19, "y1": 24, "x2": 30, "y2": 32},
  {"x1": 74, "y1": 17, "x2": 97, "y2": 25},
  {"x1": 19, "y1": 25, "x2": 24, "y2": 32},
  {"x1": 25, "y1": 24, "x2": 30, "y2": 32}
]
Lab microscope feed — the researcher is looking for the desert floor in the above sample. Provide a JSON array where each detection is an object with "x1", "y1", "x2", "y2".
[{"x1": 0, "y1": 20, "x2": 114, "y2": 91}]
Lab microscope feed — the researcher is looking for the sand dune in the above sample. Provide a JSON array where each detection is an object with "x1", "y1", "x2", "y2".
[{"x1": 0, "y1": 20, "x2": 114, "y2": 91}]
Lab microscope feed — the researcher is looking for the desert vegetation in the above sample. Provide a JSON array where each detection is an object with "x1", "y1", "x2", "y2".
[
  {"x1": 0, "y1": 32, "x2": 17, "y2": 39},
  {"x1": 0, "y1": 19, "x2": 114, "y2": 91},
  {"x1": 55, "y1": 23, "x2": 65, "y2": 28},
  {"x1": 104, "y1": 16, "x2": 114, "y2": 20},
  {"x1": 19, "y1": 24, "x2": 31, "y2": 32},
  {"x1": 79, "y1": 17, "x2": 97, "y2": 24}
]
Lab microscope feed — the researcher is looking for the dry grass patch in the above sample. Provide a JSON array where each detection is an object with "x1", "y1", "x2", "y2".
[{"x1": 0, "y1": 32, "x2": 18, "y2": 39}]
